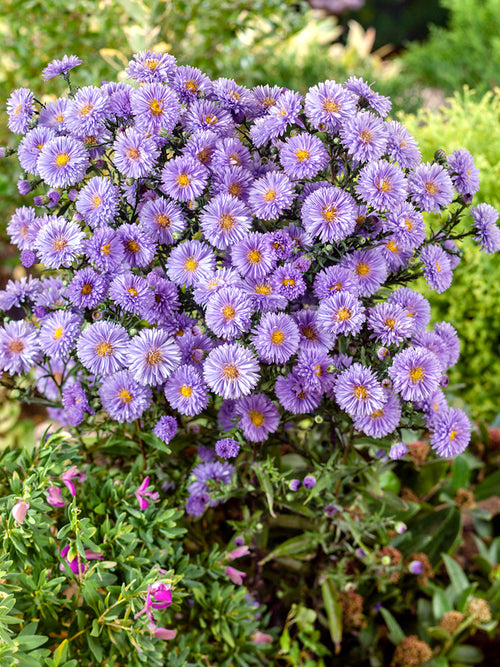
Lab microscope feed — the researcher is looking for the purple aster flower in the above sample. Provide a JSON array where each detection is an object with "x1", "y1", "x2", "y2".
[
  {"x1": 131, "y1": 83, "x2": 180, "y2": 135},
  {"x1": 251, "y1": 312, "x2": 300, "y2": 364},
  {"x1": 193, "y1": 268, "x2": 240, "y2": 306},
  {"x1": 205, "y1": 286, "x2": 253, "y2": 340},
  {"x1": 77, "y1": 321, "x2": 130, "y2": 377},
  {"x1": 385, "y1": 121, "x2": 421, "y2": 169},
  {"x1": 154, "y1": 415, "x2": 178, "y2": 444},
  {"x1": 231, "y1": 232, "x2": 275, "y2": 281},
  {"x1": 37, "y1": 136, "x2": 89, "y2": 188},
  {"x1": 383, "y1": 202, "x2": 426, "y2": 251},
  {"x1": 268, "y1": 230, "x2": 294, "y2": 261},
  {"x1": 17, "y1": 179, "x2": 31, "y2": 195},
  {"x1": 186, "y1": 492, "x2": 210, "y2": 517},
  {"x1": 126, "y1": 50, "x2": 176, "y2": 83},
  {"x1": 470, "y1": 203, "x2": 500, "y2": 254},
  {"x1": 345, "y1": 76, "x2": 392, "y2": 117},
  {"x1": 42, "y1": 54, "x2": 82, "y2": 81},
  {"x1": 39, "y1": 310, "x2": 81, "y2": 360},
  {"x1": 176, "y1": 332, "x2": 212, "y2": 368},
  {"x1": 139, "y1": 196, "x2": 187, "y2": 245},
  {"x1": 0, "y1": 320, "x2": 41, "y2": 375},
  {"x1": 112, "y1": 128, "x2": 159, "y2": 179},
  {"x1": 408, "y1": 162, "x2": 455, "y2": 213},
  {"x1": 183, "y1": 99, "x2": 234, "y2": 137},
  {"x1": 239, "y1": 277, "x2": 287, "y2": 313},
  {"x1": 447, "y1": 148, "x2": 480, "y2": 198},
  {"x1": 304, "y1": 80, "x2": 356, "y2": 132},
  {"x1": 183, "y1": 129, "x2": 218, "y2": 167},
  {"x1": 143, "y1": 275, "x2": 180, "y2": 325},
  {"x1": 367, "y1": 302, "x2": 414, "y2": 346},
  {"x1": 212, "y1": 166, "x2": 254, "y2": 201},
  {"x1": 108, "y1": 272, "x2": 154, "y2": 316},
  {"x1": 317, "y1": 291, "x2": 366, "y2": 337},
  {"x1": 430, "y1": 407, "x2": 471, "y2": 458},
  {"x1": 218, "y1": 400, "x2": 238, "y2": 431},
  {"x1": 163, "y1": 313, "x2": 198, "y2": 338},
  {"x1": 295, "y1": 347, "x2": 334, "y2": 393},
  {"x1": 388, "y1": 288, "x2": 431, "y2": 334},
  {"x1": 248, "y1": 171, "x2": 295, "y2": 221},
  {"x1": 340, "y1": 111, "x2": 388, "y2": 164},
  {"x1": 200, "y1": 194, "x2": 252, "y2": 250},
  {"x1": 409, "y1": 560, "x2": 425, "y2": 575},
  {"x1": 161, "y1": 155, "x2": 208, "y2": 202},
  {"x1": 434, "y1": 321, "x2": 460, "y2": 369},
  {"x1": 270, "y1": 264, "x2": 307, "y2": 300},
  {"x1": 250, "y1": 91, "x2": 303, "y2": 146},
  {"x1": 117, "y1": 223, "x2": 156, "y2": 268},
  {"x1": 18, "y1": 126, "x2": 57, "y2": 174},
  {"x1": 66, "y1": 268, "x2": 108, "y2": 309},
  {"x1": 234, "y1": 393, "x2": 280, "y2": 442},
  {"x1": 38, "y1": 97, "x2": 69, "y2": 133},
  {"x1": 35, "y1": 217, "x2": 85, "y2": 268},
  {"x1": 99, "y1": 370, "x2": 152, "y2": 422},
  {"x1": 166, "y1": 240, "x2": 215, "y2": 287},
  {"x1": 303, "y1": 475, "x2": 316, "y2": 489},
  {"x1": 75, "y1": 177, "x2": 120, "y2": 229},
  {"x1": 250, "y1": 84, "x2": 283, "y2": 116},
  {"x1": 389, "y1": 442, "x2": 408, "y2": 460},
  {"x1": 341, "y1": 248, "x2": 388, "y2": 297},
  {"x1": 293, "y1": 309, "x2": 333, "y2": 350},
  {"x1": 171, "y1": 65, "x2": 212, "y2": 102},
  {"x1": 198, "y1": 445, "x2": 216, "y2": 463},
  {"x1": 203, "y1": 343, "x2": 260, "y2": 400},
  {"x1": 128, "y1": 328, "x2": 181, "y2": 386},
  {"x1": 0, "y1": 276, "x2": 42, "y2": 311},
  {"x1": 421, "y1": 388, "x2": 449, "y2": 428},
  {"x1": 419, "y1": 245, "x2": 453, "y2": 293},
  {"x1": 21, "y1": 249, "x2": 37, "y2": 267},
  {"x1": 412, "y1": 330, "x2": 449, "y2": 370},
  {"x1": 355, "y1": 160, "x2": 407, "y2": 212},
  {"x1": 301, "y1": 186, "x2": 357, "y2": 243},
  {"x1": 313, "y1": 265, "x2": 360, "y2": 300},
  {"x1": 274, "y1": 371, "x2": 322, "y2": 414},
  {"x1": 215, "y1": 438, "x2": 240, "y2": 459},
  {"x1": 354, "y1": 392, "x2": 402, "y2": 438},
  {"x1": 7, "y1": 206, "x2": 37, "y2": 250},
  {"x1": 334, "y1": 363, "x2": 385, "y2": 418},
  {"x1": 211, "y1": 137, "x2": 252, "y2": 171},
  {"x1": 62, "y1": 381, "x2": 92, "y2": 427},
  {"x1": 388, "y1": 346, "x2": 442, "y2": 402},
  {"x1": 65, "y1": 85, "x2": 108, "y2": 135},
  {"x1": 7, "y1": 88, "x2": 35, "y2": 134},
  {"x1": 85, "y1": 227, "x2": 125, "y2": 271},
  {"x1": 164, "y1": 364, "x2": 209, "y2": 416},
  {"x1": 289, "y1": 479, "x2": 301, "y2": 491},
  {"x1": 279, "y1": 132, "x2": 329, "y2": 179},
  {"x1": 212, "y1": 77, "x2": 253, "y2": 116}
]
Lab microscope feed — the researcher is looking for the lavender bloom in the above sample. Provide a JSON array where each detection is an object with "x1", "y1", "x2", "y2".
[
  {"x1": 39, "y1": 310, "x2": 81, "y2": 360},
  {"x1": 42, "y1": 54, "x2": 82, "y2": 80},
  {"x1": 447, "y1": 148, "x2": 480, "y2": 198},
  {"x1": 345, "y1": 76, "x2": 392, "y2": 117},
  {"x1": 212, "y1": 166, "x2": 254, "y2": 201},
  {"x1": 304, "y1": 81, "x2": 356, "y2": 132},
  {"x1": 317, "y1": 291, "x2": 365, "y2": 337},
  {"x1": 62, "y1": 382, "x2": 92, "y2": 427},
  {"x1": 167, "y1": 240, "x2": 215, "y2": 287},
  {"x1": 388, "y1": 288, "x2": 431, "y2": 334},
  {"x1": 412, "y1": 330, "x2": 449, "y2": 370},
  {"x1": 127, "y1": 328, "x2": 181, "y2": 386},
  {"x1": 419, "y1": 245, "x2": 453, "y2": 293},
  {"x1": 270, "y1": 264, "x2": 307, "y2": 301},
  {"x1": 37, "y1": 136, "x2": 89, "y2": 188},
  {"x1": 334, "y1": 363, "x2": 385, "y2": 418},
  {"x1": 430, "y1": 407, "x2": 471, "y2": 457},
  {"x1": 248, "y1": 171, "x2": 294, "y2": 221},
  {"x1": 234, "y1": 393, "x2": 280, "y2": 442},
  {"x1": 211, "y1": 137, "x2": 252, "y2": 171},
  {"x1": 126, "y1": 50, "x2": 176, "y2": 83},
  {"x1": 434, "y1": 321, "x2": 460, "y2": 369},
  {"x1": 7, "y1": 206, "x2": 37, "y2": 250},
  {"x1": 154, "y1": 416, "x2": 178, "y2": 444},
  {"x1": 108, "y1": 272, "x2": 154, "y2": 316},
  {"x1": 408, "y1": 162, "x2": 455, "y2": 213},
  {"x1": 231, "y1": 232, "x2": 275, "y2": 281},
  {"x1": 355, "y1": 160, "x2": 407, "y2": 212},
  {"x1": 341, "y1": 248, "x2": 388, "y2": 297},
  {"x1": 99, "y1": 370, "x2": 152, "y2": 422},
  {"x1": 313, "y1": 266, "x2": 360, "y2": 300},
  {"x1": 183, "y1": 129, "x2": 218, "y2": 167},
  {"x1": 77, "y1": 321, "x2": 130, "y2": 377},
  {"x1": 303, "y1": 475, "x2": 316, "y2": 489},
  {"x1": 388, "y1": 347, "x2": 442, "y2": 402},
  {"x1": 38, "y1": 97, "x2": 69, "y2": 133},
  {"x1": 35, "y1": 216, "x2": 85, "y2": 269},
  {"x1": 293, "y1": 309, "x2": 333, "y2": 350},
  {"x1": 279, "y1": 132, "x2": 329, "y2": 179},
  {"x1": 250, "y1": 91, "x2": 303, "y2": 146},
  {"x1": 295, "y1": 347, "x2": 334, "y2": 393},
  {"x1": 139, "y1": 196, "x2": 186, "y2": 245},
  {"x1": 85, "y1": 227, "x2": 125, "y2": 271},
  {"x1": 203, "y1": 343, "x2": 259, "y2": 400},
  {"x1": 389, "y1": 442, "x2": 408, "y2": 460},
  {"x1": 0, "y1": 320, "x2": 41, "y2": 375},
  {"x1": 218, "y1": 399, "x2": 238, "y2": 431},
  {"x1": 118, "y1": 223, "x2": 156, "y2": 268},
  {"x1": 385, "y1": 121, "x2": 421, "y2": 169},
  {"x1": 470, "y1": 203, "x2": 500, "y2": 254},
  {"x1": 164, "y1": 365, "x2": 209, "y2": 416},
  {"x1": 212, "y1": 77, "x2": 253, "y2": 115},
  {"x1": 215, "y1": 438, "x2": 240, "y2": 459},
  {"x1": 367, "y1": 302, "x2": 414, "y2": 346},
  {"x1": 289, "y1": 479, "x2": 301, "y2": 491},
  {"x1": 21, "y1": 249, "x2": 37, "y2": 267},
  {"x1": 383, "y1": 203, "x2": 426, "y2": 251},
  {"x1": 131, "y1": 83, "x2": 180, "y2": 135},
  {"x1": 200, "y1": 194, "x2": 252, "y2": 249},
  {"x1": 301, "y1": 186, "x2": 357, "y2": 243},
  {"x1": 161, "y1": 155, "x2": 208, "y2": 202},
  {"x1": 7, "y1": 88, "x2": 35, "y2": 134},
  {"x1": 354, "y1": 392, "x2": 402, "y2": 438},
  {"x1": 205, "y1": 286, "x2": 253, "y2": 340},
  {"x1": 18, "y1": 126, "x2": 56, "y2": 174},
  {"x1": 183, "y1": 99, "x2": 234, "y2": 137},
  {"x1": 340, "y1": 111, "x2": 388, "y2": 164},
  {"x1": 251, "y1": 312, "x2": 300, "y2": 364},
  {"x1": 64, "y1": 85, "x2": 108, "y2": 136},
  {"x1": 268, "y1": 230, "x2": 294, "y2": 261},
  {"x1": 193, "y1": 268, "x2": 240, "y2": 306},
  {"x1": 143, "y1": 276, "x2": 180, "y2": 325},
  {"x1": 76, "y1": 177, "x2": 120, "y2": 228},
  {"x1": 239, "y1": 277, "x2": 288, "y2": 313},
  {"x1": 67, "y1": 268, "x2": 108, "y2": 309},
  {"x1": 421, "y1": 388, "x2": 449, "y2": 428},
  {"x1": 0, "y1": 275, "x2": 42, "y2": 310},
  {"x1": 250, "y1": 84, "x2": 283, "y2": 116},
  {"x1": 112, "y1": 128, "x2": 159, "y2": 179},
  {"x1": 275, "y1": 371, "x2": 322, "y2": 414},
  {"x1": 172, "y1": 65, "x2": 212, "y2": 102}
]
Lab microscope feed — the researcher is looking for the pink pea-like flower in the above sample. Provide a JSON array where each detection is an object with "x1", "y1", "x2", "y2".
[
  {"x1": 46, "y1": 486, "x2": 65, "y2": 507},
  {"x1": 12, "y1": 500, "x2": 29, "y2": 525},
  {"x1": 61, "y1": 465, "x2": 86, "y2": 497},
  {"x1": 135, "y1": 476, "x2": 160, "y2": 510},
  {"x1": 225, "y1": 565, "x2": 246, "y2": 585}
]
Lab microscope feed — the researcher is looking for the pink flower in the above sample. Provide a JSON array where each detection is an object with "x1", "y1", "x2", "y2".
[
  {"x1": 60, "y1": 544, "x2": 103, "y2": 575},
  {"x1": 251, "y1": 631, "x2": 273, "y2": 644},
  {"x1": 134, "y1": 582, "x2": 173, "y2": 619},
  {"x1": 46, "y1": 486, "x2": 65, "y2": 507},
  {"x1": 12, "y1": 500, "x2": 29, "y2": 525},
  {"x1": 227, "y1": 545, "x2": 250, "y2": 560},
  {"x1": 61, "y1": 465, "x2": 86, "y2": 497},
  {"x1": 225, "y1": 565, "x2": 246, "y2": 585},
  {"x1": 148, "y1": 621, "x2": 177, "y2": 640},
  {"x1": 135, "y1": 476, "x2": 160, "y2": 510}
]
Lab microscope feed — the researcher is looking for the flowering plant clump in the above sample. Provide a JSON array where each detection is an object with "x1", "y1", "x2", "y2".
[{"x1": 2, "y1": 52, "x2": 500, "y2": 664}]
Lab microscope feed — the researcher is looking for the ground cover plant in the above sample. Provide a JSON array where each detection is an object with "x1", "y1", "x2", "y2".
[{"x1": 0, "y1": 51, "x2": 499, "y2": 665}]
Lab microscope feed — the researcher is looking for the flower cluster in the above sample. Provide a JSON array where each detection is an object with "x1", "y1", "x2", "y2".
[{"x1": 2, "y1": 53, "x2": 498, "y2": 515}]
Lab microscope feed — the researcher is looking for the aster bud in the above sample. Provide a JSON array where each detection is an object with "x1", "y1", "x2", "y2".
[{"x1": 434, "y1": 148, "x2": 448, "y2": 166}]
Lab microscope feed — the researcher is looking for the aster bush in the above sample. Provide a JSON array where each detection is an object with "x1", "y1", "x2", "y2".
[{"x1": 1, "y1": 52, "x2": 500, "y2": 664}]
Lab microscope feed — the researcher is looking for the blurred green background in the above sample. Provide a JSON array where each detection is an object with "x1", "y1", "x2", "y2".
[{"x1": 1, "y1": 0, "x2": 500, "y2": 425}]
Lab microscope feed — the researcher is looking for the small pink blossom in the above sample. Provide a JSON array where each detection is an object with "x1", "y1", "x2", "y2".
[
  {"x1": 61, "y1": 465, "x2": 86, "y2": 497},
  {"x1": 227, "y1": 545, "x2": 250, "y2": 560},
  {"x1": 226, "y1": 565, "x2": 246, "y2": 585},
  {"x1": 12, "y1": 500, "x2": 29, "y2": 525},
  {"x1": 148, "y1": 622, "x2": 177, "y2": 640},
  {"x1": 135, "y1": 582, "x2": 173, "y2": 619},
  {"x1": 135, "y1": 476, "x2": 160, "y2": 510},
  {"x1": 251, "y1": 631, "x2": 273, "y2": 644},
  {"x1": 60, "y1": 544, "x2": 103, "y2": 575},
  {"x1": 46, "y1": 486, "x2": 65, "y2": 507}
]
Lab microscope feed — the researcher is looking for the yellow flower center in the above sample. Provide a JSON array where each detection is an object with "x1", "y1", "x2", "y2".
[
  {"x1": 79, "y1": 103, "x2": 94, "y2": 117},
  {"x1": 223, "y1": 364, "x2": 239, "y2": 379},
  {"x1": 180, "y1": 385, "x2": 193, "y2": 397},
  {"x1": 228, "y1": 183, "x2": 241, "y2": 197},
  {"x1": 185, "y1": 80, "x2": 198, "y2": 92},
  {"x1": 197, "y1": 147, "x2": 211, "y2": 163},
  {"x1": 322, "y1": 205, "x2": 337, "y2": 222},
  {"x1": 262, "y1": 96, "x2": 276, "y2": 108},
  {"x1": 127, "y1": 147, "x2": 141, "y2": 160},
  {"x1": 282, "y1": 278, "x2": 295, "y2": 287},
  {"x1": 295, "y1": 149, "x2": 310, "y2": 162},
  {"x1": 229, "y1": 152, "x2": 241, "y2": 166},
  {"x1": 409, "y1": 366, "x2": 425, "y2": 383},
  {"x1": 302, "y1": 326, "x2": 317, "y2": 340},
  {"x1": 313, "y1": 364, "x2": 323, "y2": 376},
  {"x1": 264, "y1": 189, "x2": 277, "y2": 202},
  {"x1": 184, "y1": 257, "x2": 199, "y2": 272},
  {"x1": 249, "y1": 410, "x2": 265, "y2": 427},
  {"x1": 8, "y1": 340, "x2": 25, "y2": 354},
  {"x1": 404, "y1": 218, "x2": 414, "y2": 231},
  {"x1": 118, "y1": 388, "x2": 133, "y2": 403},
  {"x1": 176, "y1": 173, "x2": 190, "y2": 188},
  {"x1": 91, "y1": 194, "x2": 101, "y2": 209},
  {"x1": 384, "y1": 317, "x2": 396, "y2": 329},
  {"x1": 378, "y1": 178, "x2": 392, "y2": 192},
  {"x1": 449, "y1": 429, "x2": 457, "y2": 441},
  {"x1": 425, "y1": 181, "x2": 439, "y2": 195},
  {"x1": 354, "y1": 385, "x2": 368, "y2": 400},
  {"x1": 128, "y1": 287, "x2": 138, "y2": 296},
  {"x1": 56, "y1": 153, "x2": 70, "y2": 167},
  {"x1": 155, "y1": 213, "x2": 171, "y2": 228},
  {"x1": 96, "y1": 341, "x2": 113, "y2": 357},
  {"x1": 370, "y1": 408, "x2": 384, "y2": 419},
  {"x1": 205, "y1": 114, "x2": 217, "y2": 125},
  {"x1": 360, "y1": 130, "x2": 373, "y2": 143},
  {"x1": 101, "y1": 242, "x2": 111, "y2": 255},
  {"x1": 255, "y1": 283, "x2": 272, "y2": 295},
  {"x1": 52, "y1": 237, "x2": 67, "y2": 251},
  {"x1": 81, "y1": 283, "x2": 93, "y2": 295},
  {"x1": 355, "y1": 262, "x2": 370, "y2": 277},
  {"x1": 148, "y1": 99, "x2": 163, "y2": 116},
  {"x1": 125, "y1": 240, "x2": 141, "y2": 254},
  {"x1": 222, "y1": 305, "x2": 236, "y2": 320},
  {"x1": 336, "y1": 307, "x2": 351, "y2": 322},
  {"x1": 386, "y1": 240, "x2": 399, "y2": 253},
  {"x1": 55, "y1": 113, "x2": 65, "y2": 123},
  {"x1": 146, "y1": 349, "x2": 163, "y2": 366},
  {"x1": 323, "y1": 98, "x2": 339, "y2": 113},
  {"x1": 53, "y1": 326, "x2": 64, "y2": 340},
  {"x1": 219, "y1": 214, "x2": 235, "y2": 230},
  {"x1": 145, "y1": 59, "x2": 159, "y2": 70},
  {"x1": 270, "y1": 329, "x2": 285, "y2": 345},
  {"x1": 247, "y1": 249, "x2": 262, "y2": 265}
]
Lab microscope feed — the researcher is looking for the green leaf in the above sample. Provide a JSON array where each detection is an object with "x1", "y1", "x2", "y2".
[
  {"x1": 280, "y1": 627, "x2": 291, "y2": 653},
  {"x1": 259, "y1": 533, "x2": 318, "y2": 564},
  {"x1": 442, "y1": 554, "x2": 469, "y2": 594},
  {"x1": 448, "y1": 644, "x2": 484, "y2": 664},
  {"x1": 87, "y1": 635, "x2": 103, "y2": 662},
  {"x1": 474, "y1": 470, "x2": 500, "y2": 501},
  {"x1": 432, "y1": 588, "x2": 453, "y2": 619},
  {"x1": 320, "y1": 577, "x2": 342, "y2": 654},
  {"x1": 451, "y1": 455, "x2": 469, "y2": 494},
  {"x1": 253, "y1": 464, "x2": 275, "y2": 518},
  {"x1": 52, "y1": 639, "x2": 68, "y2": 666},
  {"x1": 380, "y1": 608, "x2": 405, "y2": 645}
]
